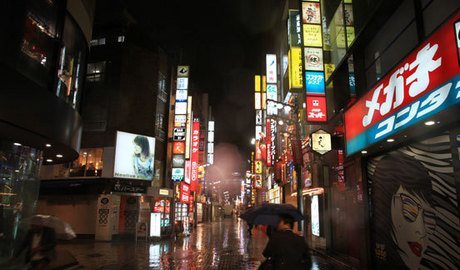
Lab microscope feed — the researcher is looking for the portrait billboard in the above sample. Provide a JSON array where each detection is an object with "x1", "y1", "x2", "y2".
[{"x1": 114, "y1": 131, "x2": 155, "y2": 180}]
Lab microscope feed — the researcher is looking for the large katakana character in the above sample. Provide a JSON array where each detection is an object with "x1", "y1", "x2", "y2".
[{"x1": 407, "y1": 43, "x2": 442, "y2": 97}]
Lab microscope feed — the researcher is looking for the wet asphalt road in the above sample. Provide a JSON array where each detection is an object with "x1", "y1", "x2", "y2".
[{"x1": 59, "y1": 218, "x2": 346, "y2": 269}]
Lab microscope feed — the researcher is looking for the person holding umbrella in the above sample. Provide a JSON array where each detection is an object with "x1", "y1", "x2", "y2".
[
  {"x1": 260, "y1": 214, "x2": 311, "y2": 270},
  {"x1": 12, "y1": 222, "x2": 57, "y2": 270}
]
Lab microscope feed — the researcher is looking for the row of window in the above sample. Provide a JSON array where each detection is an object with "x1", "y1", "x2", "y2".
[{"x1": 90, "y1": 35, "x2": 125, "y2": 46}]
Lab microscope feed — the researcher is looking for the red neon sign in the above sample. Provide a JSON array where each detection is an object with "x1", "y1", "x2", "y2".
[{"x1": 190, "y1": 119, "x2": 200, "y2": 191}]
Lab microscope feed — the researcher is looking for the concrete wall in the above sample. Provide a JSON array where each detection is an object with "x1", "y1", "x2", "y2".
[{"x1": 37, "y1": 195, "x2": 98, "y2": 235}]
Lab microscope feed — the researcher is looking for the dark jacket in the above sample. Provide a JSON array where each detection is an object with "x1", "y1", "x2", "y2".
[
  {"x1": 15, "y1": 227, "x2": 57, "y2": 262},
  {"x1": 263, "y1": 229, "x2": 311, "y2": 270}
]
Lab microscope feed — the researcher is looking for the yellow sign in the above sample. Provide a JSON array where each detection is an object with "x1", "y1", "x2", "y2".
[
  {"x1": 346, "y1": 26, "x2": 355, "y2": 47},
  {"x1": 262, "y1": 75, "x2": 266, "y2": 92},
  {"x1": 324, "y1": 63, "x2": 335, "y2": 82},
  {"x1": 255, "y1": 160, "x2": 263, "y2": 174},
  {"x1": 254, "y1": 75, "x2": 261, "y2": 92},
  {"x1": 289, "y1": 48, "x2": 303, "y2": 89},
  {"x1": 303, "y1": 24, "x2": 322, "y2": 47}
]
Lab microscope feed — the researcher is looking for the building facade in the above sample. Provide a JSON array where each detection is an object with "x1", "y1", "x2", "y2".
[
  {"x1": 37, "y1": 0, "x2": 175, "y2": 241},
  {"x1": 255, "y1": 0, "x2": 459, "y2": 269},
  {"x1": 0, "y1": 0, "x2": 95, "y2": 262}
]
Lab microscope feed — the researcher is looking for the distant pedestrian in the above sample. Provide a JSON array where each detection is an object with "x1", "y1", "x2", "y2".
[{"x1": 260, "y1": 214, "x2": 311, "y2": 270}]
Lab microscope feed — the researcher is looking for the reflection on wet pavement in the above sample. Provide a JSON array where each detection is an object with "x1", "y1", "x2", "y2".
[{"x1": 60, "y1": 218, "x2": 343, "y2": 269}]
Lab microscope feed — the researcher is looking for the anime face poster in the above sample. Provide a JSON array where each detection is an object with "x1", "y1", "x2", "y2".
[{"x1": 368, "y1": 133, "x2": 460, "y2": 269}]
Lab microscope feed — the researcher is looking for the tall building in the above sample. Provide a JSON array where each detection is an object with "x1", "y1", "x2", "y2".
[
  {"x1": 0, "y1": 0, "x2": 95, "y2": 261},
  {"x1": 37, "y1": 0, "x2": 174, "y2": 241},
  {"x1": 268, "y1": 0, "x2": 459, "y2": 269}
]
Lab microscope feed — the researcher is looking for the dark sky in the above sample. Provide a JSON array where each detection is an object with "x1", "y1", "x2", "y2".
[{"x1": 126, "y1": 0, "x2": 284, "y2": 158}]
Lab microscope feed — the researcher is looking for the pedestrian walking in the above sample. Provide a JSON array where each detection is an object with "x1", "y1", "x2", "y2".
[{"x1": 260, "y1": 214, "x2": 311, "y2": 270}]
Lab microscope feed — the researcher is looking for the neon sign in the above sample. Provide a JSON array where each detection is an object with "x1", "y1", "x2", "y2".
[{"x1": 345, "y1": 13, "x2": 460, "y2": 155}]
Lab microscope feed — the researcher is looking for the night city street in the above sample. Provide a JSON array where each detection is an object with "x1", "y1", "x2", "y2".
[
  {"x1": 1, "y1": 0, "x2": 460, "y2": 269},
  {"x1": 57, "y1": 218, "x2": 345, "y2": 270}
]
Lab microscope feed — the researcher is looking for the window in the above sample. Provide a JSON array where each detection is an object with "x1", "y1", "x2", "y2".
[
  {"x1": 117, "y1": 35, "x2": 125, "y2": 42},
  {"x1": 90, "y1": 38, "x2": 106, "y2": 46},
  {"x1": 69, "y1": 148, "x2": 104, "y2": 177},
  {"x1": 86, "y1": 61, "x2": 106, "y2": 82}
]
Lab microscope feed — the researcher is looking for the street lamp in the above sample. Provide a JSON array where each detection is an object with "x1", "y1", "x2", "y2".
[{"x1": 250, "y1": 138, "x2": 256, "y2": 145}]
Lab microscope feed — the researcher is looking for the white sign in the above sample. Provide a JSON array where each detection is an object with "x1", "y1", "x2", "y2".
[
  {"x1": 114, "y1": 131, "x2": 155, "y2": 180},
  {"x1": 266, "y1": 54, "x2": 277, "y2": 83},
  {"x1": 208, "y1": 131, "x2": 214, "y2": 143},
  {"x1": 207, "y1": 143, "x2": 214, "y2": 154},
  {"x1": 173, "y1": 127, "x2": 186, "y2": 141},
  {"x1": 311, "y1": 195, "x2": 320, "y2": 236},
  {"x1": 255, "y1": 110, "x2": 263, "y2": 125},
  {"x1": 266, "y1": 84, "x2": 278, "y2": 115},
  {"x1": 255, "y1": 92, "x2": 262, "y2": 110},
  {"x1": 177, "y1": 77, "x2": 189, "y2": 90},
  {"x1": 207, "y1": 153, "x2": 214, "y2": 165},
  {"x1": 311, "y1": 129, "x2": 331, "y2": 155},
  {"x1": 174, "y1": 115, "x2": 187, "y2": 127},
  {"x1": 255, "y1": 125, "x2": 262, "y2": 140},
  {"x1": 150, "y1": 213, "x2": 161, "y2": 237},
  {"x1": 208, "y1": 121, "x2": 215, "y2": 131},
  {"x1": 175, "y1": 101, "x2": 187, "y2": 115},
  {"x1": 177, "y1": 66, "x2": 189, "y2": 77},
  {"x1": 172, "y1": 168, "x2": 184, "y2": 181},
  {"x1": 176, "y1": 89, "x2": 188, "y2": 101},
  {"x1": 304, "y1": 47, "x2": 324, "y2": 71}
]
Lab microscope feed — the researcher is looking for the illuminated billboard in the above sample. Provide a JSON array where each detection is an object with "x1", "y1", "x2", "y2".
[{"x1": 114, "y1": 131, "x2": 155, "y2": 180}]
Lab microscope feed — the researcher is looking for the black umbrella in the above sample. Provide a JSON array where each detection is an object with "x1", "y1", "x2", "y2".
[{"x1": 240, "y1": 203, "x2": 304, "y2": 226}]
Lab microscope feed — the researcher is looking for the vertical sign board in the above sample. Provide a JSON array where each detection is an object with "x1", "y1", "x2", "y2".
[
  {"x1": 266, "y1": 54, "x2": 277, "y2": 83},
  {"x1": 345, "y1": 13, "x2": 460, "y2": 155},
  {"x1": 95, "y1": 195, "x2": 112, "y2": 241},
  {"x1": 266, "y1": 119, "x2": 272, "y2": 166},
  {"x1": 172, "y1": 66, "x2": 190, "y2": 181},
  {"x1": 207, "y1": 121, "x2": 215, "y2": 165},
  {"x1": 185, "y1": 96, "x2": 193, "y2": 159},
  {"x1": 301, "y1": 0, "x2": 328, "y2": 123},
  {"x1": 190, "y1": 119, "x2": 200, "y2": 191},
  {"x1": 180, "y1": 182, "x2": 190, "y2": 204}
]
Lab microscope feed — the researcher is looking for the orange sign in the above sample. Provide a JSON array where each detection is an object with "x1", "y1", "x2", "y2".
[{"x1": 173, "y1": 141, "x2": 185, "y2": 154}]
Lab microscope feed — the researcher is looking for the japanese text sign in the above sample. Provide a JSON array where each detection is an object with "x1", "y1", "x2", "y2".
[
  {"x1": 190, "y1": 120, "x2": 200, "y2": 191},
  {"x1": 345, "y1": 13, "x2": 460, "y2": 155},
  {"x1": 266, "y1": 54, "x2": 277, "y2": 83},
  {"x1": 306, "y1": 96, "x2": 327, "y2": 122}
]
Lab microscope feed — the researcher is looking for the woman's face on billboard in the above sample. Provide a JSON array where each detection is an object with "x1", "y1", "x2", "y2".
[
  {"x1": 391, "y1": 185, "x2": 435, "y2": 269},
  {"x1": 133, "y1": 143, "x2": 142, "y2": 155}
]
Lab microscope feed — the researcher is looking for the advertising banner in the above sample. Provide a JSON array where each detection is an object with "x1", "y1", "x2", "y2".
[
  {"x1": 180, "y1": 182, "x2": 190, "y2": 204},
  {"x1": 184, "y1": 160, "x2": 191, "y2": 184},
  {"x1": 173, "y1": 141, "x2": 185, "y2": 154},
  {"x1": 304, "y1": 47, "x2": 324, "y2": 71},
  {"x1": 306, "y1": 96, "x2": 327, "y2": 122},
  {"x1": 266, "y1": 54, "x2": 277, "y2": 83},
  {"x1": 172, "y1": 168, "x2": 184, "y2": 181},
  {"x1": 288, "y1": 10, "x2": 302, "y2": 47},
  {"x1": 303, "y1": 24, "x2": 322, "y2": 47},
  {"x1": 289, "y1": 48, "x2": 303, "y2": 89},
  {"x1": 302, "y1": 2, "x2": 321, "y2": 24},
  {"x1": 345, "y1": 13, "x2": 460, "y2": 155},
  {"x1": 190, "y1": 120, "x2": 200, "y2": 191},
  {"x1": 266, "y1": 119, "x2": 272, "y2": 166},
  {"x1": 266, "y1": 84, "x2": 278, "y2": 115},
  {"x1": 305, "y1": 71, "x2": 325, "y2": 95},
  {"x1": 114, "y1": 131, "x2": 155, "y2": 180},
  {"x1": 368, "y1": 136, "x2": 459, "y2": 269}
]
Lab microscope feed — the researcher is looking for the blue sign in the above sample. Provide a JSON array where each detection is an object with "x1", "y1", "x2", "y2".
[
  {"x1": 305, "y1": 71, "x2": 325, "y2": 95},
  {"x1": 346, "y1": 75, "x2": 460, "y2": 155}
]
